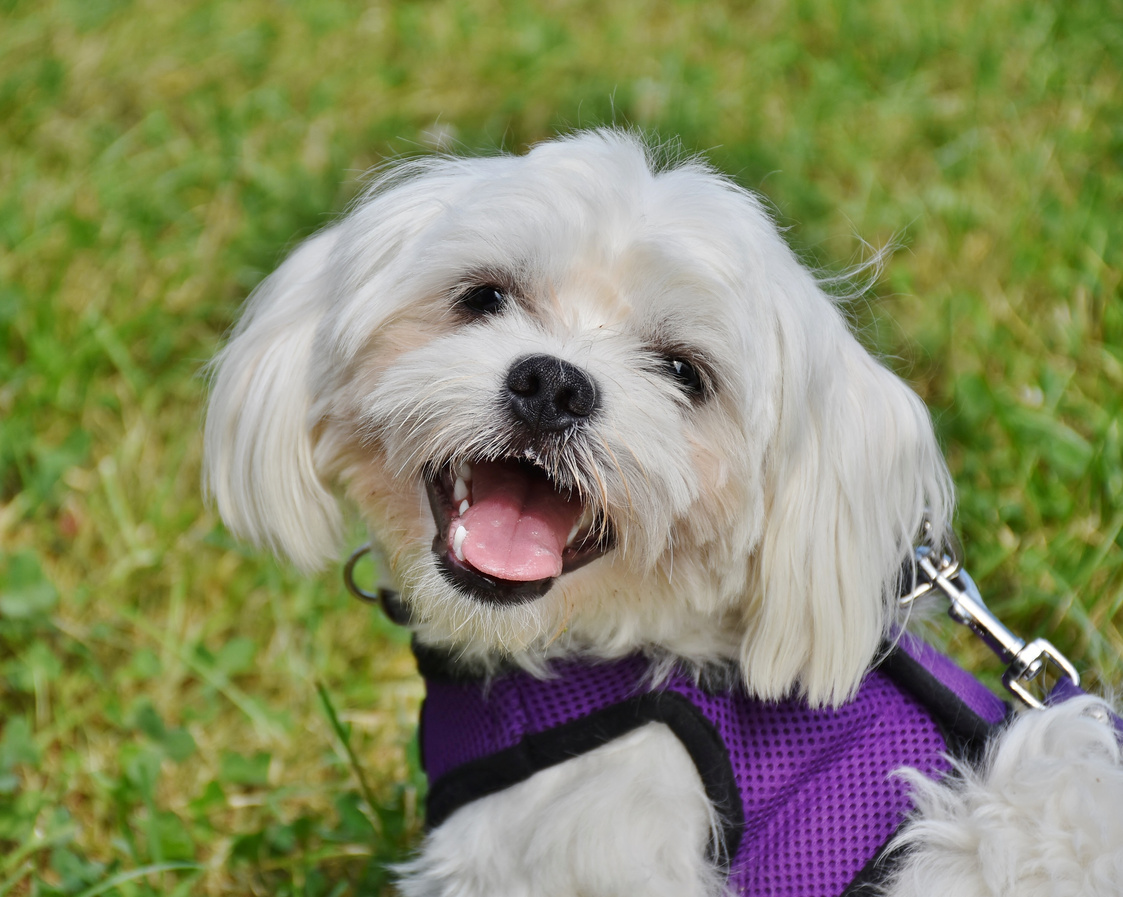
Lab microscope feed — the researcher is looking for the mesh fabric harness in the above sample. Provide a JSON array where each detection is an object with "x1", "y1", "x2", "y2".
[{"x1": 417, "y1": 633, "x2": 1009, "y2": 896}]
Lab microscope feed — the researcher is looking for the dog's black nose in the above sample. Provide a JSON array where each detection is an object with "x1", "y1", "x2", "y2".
[{"x1": 506, "y1": 354, "x2": 598, "y2": 432}]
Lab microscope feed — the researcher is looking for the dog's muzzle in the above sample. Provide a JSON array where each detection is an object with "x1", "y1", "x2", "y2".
[{"x1": 423, "y1": 355, "x2": 612, "y2": 605}]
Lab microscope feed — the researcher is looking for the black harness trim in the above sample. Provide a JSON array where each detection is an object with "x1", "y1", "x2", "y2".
[
  {"x1": 876, "y1": 641, "x2": 1011, "y2": 759},
  {"x1": 425, "y1": 688, "x2": 744, "y2": 868},
  {"x1": 838, "y1": 830, "x2": 909, "y2": 896}
]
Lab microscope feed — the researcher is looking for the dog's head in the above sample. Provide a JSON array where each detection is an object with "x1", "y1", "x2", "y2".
[{"x1": 204, "y1": 131, "x2": 951, "y2": 705}]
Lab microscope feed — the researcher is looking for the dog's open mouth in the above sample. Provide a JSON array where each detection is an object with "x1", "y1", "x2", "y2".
[{"x1": 425, "y1": 458, "x2": 611, "y2": 604}]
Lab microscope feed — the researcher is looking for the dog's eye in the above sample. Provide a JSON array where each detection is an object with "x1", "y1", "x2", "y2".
[
  {"x1": 666, "y1": 357, "x2": 704, "y2": 396},
  {"x1": 458, "y1": 284, "x2": 507, "y2": 316}
]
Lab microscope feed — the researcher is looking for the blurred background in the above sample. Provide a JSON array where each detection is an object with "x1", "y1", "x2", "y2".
[{"x1": 1, "y1": 0, "x2": 1121, "y2": 893}]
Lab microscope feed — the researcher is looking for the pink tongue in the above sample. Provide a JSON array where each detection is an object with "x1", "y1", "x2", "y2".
[{"x1": 453, "y1": 462, "x2": 583, "y2": 582}]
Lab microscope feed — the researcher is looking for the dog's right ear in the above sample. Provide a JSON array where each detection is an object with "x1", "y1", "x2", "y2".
[{"x1": 203, "y1": 229, "x2": 342, "y2": 571}]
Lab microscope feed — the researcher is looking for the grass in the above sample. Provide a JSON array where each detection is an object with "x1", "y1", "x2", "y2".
[{"x1": 1, "y1": 0, "x2": 1121, "y2": 893}]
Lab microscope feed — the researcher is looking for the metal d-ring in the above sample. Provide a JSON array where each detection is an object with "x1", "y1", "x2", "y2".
[
  {"x1": 342, "y1": 543, "x2": 410, "y2": 625},
  {"x1": 343, "y1": 543, "x2": 383, "y2": 604}
]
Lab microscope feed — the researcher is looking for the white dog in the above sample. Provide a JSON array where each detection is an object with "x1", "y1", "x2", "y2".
[{"x1": 204, "y1": 131, "x2": 1123, "y2": 896}]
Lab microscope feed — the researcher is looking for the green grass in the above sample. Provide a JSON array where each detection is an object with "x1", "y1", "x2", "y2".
[{"x1": 2, "y1": 0, "x2": 1121, "y2": 893}]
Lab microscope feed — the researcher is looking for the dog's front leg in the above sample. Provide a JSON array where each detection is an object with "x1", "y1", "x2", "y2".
[{"x1": 395, "y1": 722, "x2": 727, "y2": 897}]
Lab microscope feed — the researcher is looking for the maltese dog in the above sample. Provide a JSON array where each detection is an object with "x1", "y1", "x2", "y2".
[{"x1": 204, "y1": 131, "x2": 1122, "y2": 896}]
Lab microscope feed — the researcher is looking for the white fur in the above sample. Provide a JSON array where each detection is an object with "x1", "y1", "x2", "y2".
[
  {"x1": 203, "y1": 130, "x2": 1123, "y2": 896},
  {"x1": 204, "y1": 230, "x2": 343, "y2": 570},
  {"x1": 886, "y1": 697, "x2": 1123, "y2": 897}
]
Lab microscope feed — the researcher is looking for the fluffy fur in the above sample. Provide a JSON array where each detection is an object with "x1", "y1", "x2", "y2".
[{"x1": 204, "y1": 130, "x2": 1123, "y2": 896}]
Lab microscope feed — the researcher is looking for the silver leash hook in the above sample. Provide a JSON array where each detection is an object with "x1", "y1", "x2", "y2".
[{"x1": 905, "y1": 518, "x2": 1080, "y2": 709}]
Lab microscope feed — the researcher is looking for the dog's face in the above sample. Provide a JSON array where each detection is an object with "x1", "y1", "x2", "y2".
[{"x1": 205, "y1": 132, "x2": 951, "y2": 705}]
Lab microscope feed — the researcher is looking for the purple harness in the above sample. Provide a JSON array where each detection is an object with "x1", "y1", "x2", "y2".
[{"x1": 416, "y1": 634, "x2": 1009, "y2": 896}]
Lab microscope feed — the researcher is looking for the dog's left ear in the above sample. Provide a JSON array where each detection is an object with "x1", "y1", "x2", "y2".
[{"x1": 741, "y1": 281, "x2": 952, "y2": 707}]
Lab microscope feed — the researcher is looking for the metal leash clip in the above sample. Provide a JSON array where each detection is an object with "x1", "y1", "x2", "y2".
[{"x1": 902, "y1": 525, "x2": 1081, "y2": 709}]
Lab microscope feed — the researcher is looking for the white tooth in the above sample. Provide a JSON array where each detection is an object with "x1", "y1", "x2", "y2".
[
  {"x1": 453, "y1": 524, "x2": 467, "y2": 561},
  {"x1": 567, "y1": 507, "x2": 593, "y2": 547},
  {"x1": 566, "y1": 521, "x2": 581, "y2": 547},
  {"x1": 453, "y1": 477, "x2": 468, "y2": 502},
  {"x1": 456, "y1": 462, "x2": 473, "y2": 481},
  {"x1": 459, "y1": 499, "x2": 470, "y2": 515}
]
